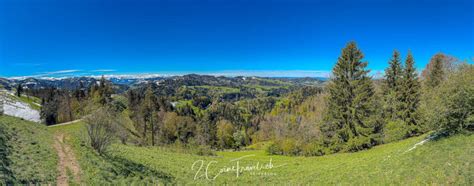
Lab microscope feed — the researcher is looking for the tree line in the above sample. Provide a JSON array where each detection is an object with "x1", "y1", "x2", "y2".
[
  {"x1": 22, "y1": 41, "x2": 472, "y2": 156},
  {"x1": 265, "y1": 42, "x2": 473, "y2": 156}
]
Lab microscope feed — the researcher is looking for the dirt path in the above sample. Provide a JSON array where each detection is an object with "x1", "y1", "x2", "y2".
[
  {"x1": 49, "y1": 119, "x2": 83, "y2": 127},
  {"x1": 53, "y1": 133, "x2": 82, "y2": 185}
]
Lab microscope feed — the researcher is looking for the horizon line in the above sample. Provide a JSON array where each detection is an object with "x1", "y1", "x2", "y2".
[{"x1": 3, "y1": 70, "x2": 335, "y2": 80}]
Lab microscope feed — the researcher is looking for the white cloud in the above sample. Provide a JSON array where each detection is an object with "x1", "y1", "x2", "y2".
[
  {"x1": 7, "y1": 70, "x2": 332, "y2": 80},
  {"x1": 44, "y1": 69, "x2": 81, "y2": 75},
  {"x1": 90, "y1": 69, "x2": 116, "y2": 72}
]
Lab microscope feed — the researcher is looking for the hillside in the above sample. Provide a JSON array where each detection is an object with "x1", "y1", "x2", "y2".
[
  {"x1": 2, "y1": 75, "x2": 324, "y2": 92},
  {"x1": 0, "y1": 115, "x2": 57, "y2": 184},
  {"x1": 48, "y1": 120, "x2": 473, "y2": 185}
]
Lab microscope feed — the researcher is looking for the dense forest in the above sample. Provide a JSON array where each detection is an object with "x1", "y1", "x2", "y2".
[{"x1": 14, "y1": 41, "x2": 473, "y2": 157}]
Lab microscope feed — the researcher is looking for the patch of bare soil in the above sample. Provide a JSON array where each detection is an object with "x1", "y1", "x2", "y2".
[{"x1": 53, "y1": 133, "x2": 81, "y2": 185}]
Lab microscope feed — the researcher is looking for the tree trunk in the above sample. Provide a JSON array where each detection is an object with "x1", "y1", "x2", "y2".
[
  {"x1": 143, "y1": 120, "x2": 147, "y2": 145},
  {"x1": 151, "y1": 113, "x2": 155, "y2": 146}
]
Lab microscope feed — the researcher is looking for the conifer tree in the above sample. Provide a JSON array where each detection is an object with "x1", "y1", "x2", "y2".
[
  {"x1": 426, "y1": 54, "x2": 444, "y2": 88},
  {"x1": 400, "y1": 51, "x2": 421, "y2": 135},
  {"x1": 142, "y1": 84, "x2": 156, "y2": 145},
  {"x1": 91, "y1": 76, "x2": 113, "y2": 105},
  {"x1": 383, "y1": 50, "x2": 403, "y2": 120},
  {"x1": 323, "y1": 41, "x2": 378, "y2": 152},
  {"x1": 98, "y1": 76, "x2": 113, "y2": 105},
  {"x1": 384, "y1": 50, "x2": 403, "y2": 90},
  {"x1": 0, "y1": 92, "x2": 4, "y2": 116},
  {"x1": 16, "y1": 84, "x2": 23, "y2": 97}
]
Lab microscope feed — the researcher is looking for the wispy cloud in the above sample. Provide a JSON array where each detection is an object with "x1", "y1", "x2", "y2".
[
  {"x1": 8, "y1": 70, "x2": 332, "y2": 80},
  {"x1": 9, "y1": 69, "x2": 82, "y2": 80},
  {"x1": 44, "y1": 69, "x2": 81, "y2": 75},
  {"x1": 90, "y1": 69, "x2": 116, "y2": 72}
]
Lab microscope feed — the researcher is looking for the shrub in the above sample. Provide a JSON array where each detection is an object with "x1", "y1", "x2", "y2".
[
  {"x1": 421, "y1": 64, "x2": 474, "y2": 134},
  {"x1": 266, "y1": 142, "x2": 283, "y2": 155},
  {"x1": 216, "y1": 120, "x2": 234, "y2": 149},
  {"x1": 194, "y1": 145, "x2": 215, "y2": 156},
  {"x1": 383, "y1": 120, "x2": 408, "y2": 143},
  {"x1": 84, "y1": 108, "x2": 118, "y2": 154},
  {"x1": 439, "y1": 64, "x2": 473, "y2": 133},
  {"x1": 345, "y1": 136, "x2": 373, "y2": 152},
  {"x1": 280, "y1": 138, "x2": 301, "y2": 155},
  {"x1": 233, "y1": 129, "x2": 249, "y2": 150},
  {"x1": 302, "y1": 142, "x2": 326, "y2": 156}
]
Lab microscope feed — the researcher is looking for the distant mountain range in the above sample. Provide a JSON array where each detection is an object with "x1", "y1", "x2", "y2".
[{"x1": 0, "y1": 74, "x2": 326, "y2": 92}]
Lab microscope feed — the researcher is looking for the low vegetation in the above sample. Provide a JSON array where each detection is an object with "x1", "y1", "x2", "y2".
[
  {"x1": 0, "y1": 115, "x2": 57, "y2": 184},
  {"x1": 51, "y1": 121, "x2": 473, "y2": 184}
]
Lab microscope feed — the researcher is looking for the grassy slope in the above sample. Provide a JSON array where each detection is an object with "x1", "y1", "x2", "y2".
[
  {"x1": 49, "y1": 121, "x2": 175, "y2": 185},
  {"x1": 0, "y1": 115, "x2": 57, "y2": 184},
  {"x1": 53, "y1": 121, "x2": 473, "y2": 185}
]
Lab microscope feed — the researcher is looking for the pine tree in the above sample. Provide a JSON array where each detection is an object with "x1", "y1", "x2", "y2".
[
  {"x1": 0, "y1": 93, "x2": 4, "y2": 116},
  {"x1": 401, "y1": 51, "x2": 421, "y2": 135},
  {"x1": 16, "y1": 84, "x2": 23, "y2": 97},
  {"x1": 426, "y1": 54, "x2": 444, "y2": 88},
  {"x1": 98, "y1": 76, "x2": 113, "y2": 105},
  {"x1": 383, "y1": 50, "x2": 403, "y2": 120},
  {"x1": 142, "y1": 84, "x2": 156, "y2": 145},
  {"x1": 74, "y1": 81, "x2": 86, "y2": 101},
  {"x1": 323, "y1": 41, "x2": 378, "y2": 152},
  {"x1": 384, "y1": 50, "x2": 403, "y2": 90},
  {"x1": 90, "y1": 76, "x2": 113, "y2": 105}
]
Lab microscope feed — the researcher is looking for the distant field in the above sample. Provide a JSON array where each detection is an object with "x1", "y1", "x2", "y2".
[{"x1": 51, "y1": 121, "x2": 474, "y2": 185}]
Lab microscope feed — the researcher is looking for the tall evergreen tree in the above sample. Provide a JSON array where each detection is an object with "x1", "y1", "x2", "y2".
[
  {"x1": 0, "y1": 92, "x2": 4, "y2": 116},
  {"x1": 91, "y1": 76, "x2": 113, "y2": 105},
  {"x1": 16, "y1": 83, "x2": 23, "y2": 97},
  {"x1": 323, "y1": 41, "x2": 379, "y2": 152},
  {"x1": 383, "y1": 50, "x2": 403, "y2": 120},
  {"x1": 384, "y1": 50, "x2": 403, "y2": 90},
  {"x1": 426, "y1": 54, "x2": 444, "y2": 88},
  {"x1": 142, "y1": 84, "x2": 156, "y2": 145},
  {"x1": 98, "y1": 76, "x2": 113, "y2": 105},
  {"x1": 401, "y1": 51, "x2": 421, "y2": 135}
]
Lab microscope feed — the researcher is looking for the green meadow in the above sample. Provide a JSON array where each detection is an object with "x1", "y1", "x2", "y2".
[
  {"x1": 46, "y1": 120, "x2": 473, "y2": 185},
  {"x1": 0, "y1": 115, "x2": 57, "y2": 184}
]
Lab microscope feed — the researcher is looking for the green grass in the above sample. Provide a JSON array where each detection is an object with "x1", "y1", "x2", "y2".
[
  {"x1": 52, "y1": 121, "x2": 473, "y2": 185},
  {"x1": 49, "y1": 121, "x2": 175, "y2": 185},
  {"x1": 192, "y1": 85, "x2": 241, "y2": 93},
  {"x1": 0, "y1": 115, "x2": 57, "y2": 184}
]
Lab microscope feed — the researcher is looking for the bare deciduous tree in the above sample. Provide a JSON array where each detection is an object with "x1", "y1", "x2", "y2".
[{"x1": 84, "y1": 108, "x2": 118, "y2": 154}]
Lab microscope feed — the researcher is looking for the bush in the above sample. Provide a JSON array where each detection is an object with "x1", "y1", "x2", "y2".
[
  {"x1": 194, "y1": 145, "x2": 215, "y2": 156},
  {"x1": 421, "y1": 64, "x2": 474, "y2": 134},
  {"x1": 383, "y1": 120, "x2": 408, "y2": 143},
  {"x1": 266, "y1": 142, "x2": 283, "y2": 155},
  {"x1": 438, "y1": 65, "x2": 474, "y2": 133},
  {"x1": 84, "y1": 108, "x2": 118, "y2": 154},
  {"x1": 266, "y1": 139, "x2": 302, "y2": 156},
  {"x1": 216, "y1": 120, "x2": 235, "y2": 149},
  {"x1": 280, "y1": 138, "x2": 301, "y2": 156},
  {"x1": 232, "y1": 129, "x2": 249, "y2": 150},
  {"x1": 302, "y1": 142, "x2": 326, "y2": 156},
  {"x1": 345, "y1": 136, "x2": 373, "y2": 152}
]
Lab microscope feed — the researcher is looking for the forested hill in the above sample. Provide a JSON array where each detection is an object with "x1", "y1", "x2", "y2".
[{"x1": 1, "y1": 75, "x2": 324, "y2": 92}]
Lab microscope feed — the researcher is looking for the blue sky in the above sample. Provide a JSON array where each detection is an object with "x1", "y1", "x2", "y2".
[{"x1": 0, "y1": 0, "x2": 472, "y2": 78}]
